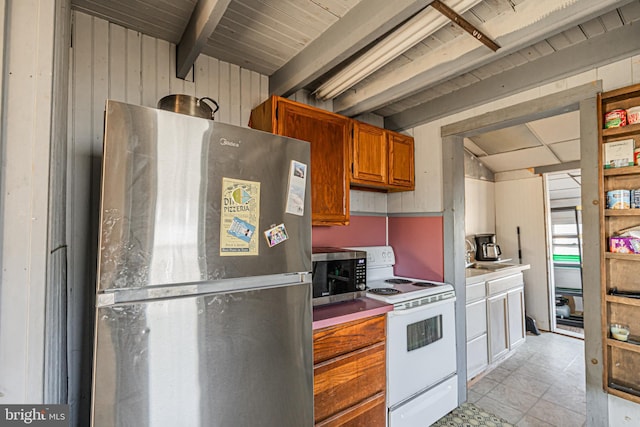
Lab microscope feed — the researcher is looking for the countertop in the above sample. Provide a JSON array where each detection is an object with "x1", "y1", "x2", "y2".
[
  {"x1": 312, "y1": 298, "x2": 392, "y2": 330},
  {"x1": 466, "y1": 262, "x2": 531, "y2": 285}
]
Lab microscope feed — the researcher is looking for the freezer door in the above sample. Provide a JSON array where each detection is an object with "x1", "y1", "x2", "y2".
[
  {"x1": 98, "y1": 100, "x2": 311, "y2": 291},
  {"x1": 91, "y1": 282, "x2": 313, "y2": 427}
]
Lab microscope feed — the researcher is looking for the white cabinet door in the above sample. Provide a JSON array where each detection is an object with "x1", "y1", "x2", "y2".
[
  {"x1": 487, "y1": 293, "x2": 509, "y2": 363},
  {"x1": 508, "y1": 287, "x2": 526, "y2": 349},
  {"x1": 466, "y1": 299, "x2": 487, "y2": 341},
  {"x1": 467, "y1": 334, "x2": 488, "y2": 380}
]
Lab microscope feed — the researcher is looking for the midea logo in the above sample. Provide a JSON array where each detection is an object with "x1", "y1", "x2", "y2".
[{"x1": 220, "y1": 138, "x2": 240, "y2": 147}]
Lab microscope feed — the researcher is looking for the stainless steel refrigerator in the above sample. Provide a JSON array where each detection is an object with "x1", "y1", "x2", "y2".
[{"x1": 91, "y1": 100, "x2": 313, "y2": 427}]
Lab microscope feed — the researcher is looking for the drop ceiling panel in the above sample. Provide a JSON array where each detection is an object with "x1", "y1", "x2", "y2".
[
  {"x1": 549, "y1": 188, "x2": 581, "y2": 201},
  {"x1": 527, "y1": 111, "x2": 580, "y2": 144},
  {"x1": 479, "y1": 146, "x2": 560, "y2": 172},
  {"x1": 468, "y1": 125, "x2": 543, "y2": 155},
  {"x1": 548, "y1": 139, "x2": 581, "y2": 162},
  {"x1": 547, "y1": 176, "x2": 579, "y2": 191},
  {"x1": 464, "y1": 138, "x2": 488, "y2": 157}
]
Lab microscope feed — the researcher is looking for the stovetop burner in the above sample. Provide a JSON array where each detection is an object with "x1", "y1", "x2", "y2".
[
  {"x1": 412, "y1": 281, "x2": 439, "y2": 288},
  {"x1": 368, "y1": 288, "x2": 401, "y2": 295},
  {"x1": 385, "y1": 278, "x2": 412, "y2": 284}
]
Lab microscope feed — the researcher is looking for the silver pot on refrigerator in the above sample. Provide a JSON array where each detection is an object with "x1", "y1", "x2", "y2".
[{"x1": 157, "y1": 94, "x2": 219, "y2": 120}]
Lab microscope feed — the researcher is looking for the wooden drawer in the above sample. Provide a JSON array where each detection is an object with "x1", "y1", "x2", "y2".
[
  {"x1": 313, "y1": 315, "x2": 385, "y2": 364},
  {"x1": 487, "y1": 273, "x2": 523, "y2": 296},
  {"x1": 466, "y1": 282, "x2": 486, "y2": 303},
  {"x1": 314, "y1": 342, "x2": 386, "y2": 423},
  {"x1": 315, "y1": 392, "x2": 386, "y2": 427}
]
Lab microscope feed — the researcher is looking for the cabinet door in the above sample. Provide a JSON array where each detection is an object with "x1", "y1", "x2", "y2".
[
  {"x1": 387, "y1": 131, "x2": 415, "y2": 190},
  {"x1": 487, "y1": 293, "x2": 509, "y2": 362},
  {"x1": 508, "y1": 287, "x2": 526, "y2": 349},
  {"x1": 351, "y1": 121, "x2": 387, "y2": 187},
  {"x1": 466, "y1": 334, "x2": 488, "y2": 380},
  {"x1": 277, "y1": 100, "x2": 352, "y2": 225},
  {"x1": 466, "y1": 299, "x2": 487, "y2": 341}
]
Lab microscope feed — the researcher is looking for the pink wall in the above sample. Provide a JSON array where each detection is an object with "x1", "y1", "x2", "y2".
[
  {"x1": 388, "y1": 216, "x2": 444, "y2": 281},
  {"x1": 312, "y1": 215, "x2": 386, "y2": 247},
  {"x1": 312, "y1": 215, "x2": 444, "y2": 282}
]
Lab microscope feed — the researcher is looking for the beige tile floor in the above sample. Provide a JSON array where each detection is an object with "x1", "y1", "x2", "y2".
[{"x1": 467, "y1": 332, "x2": 586, "y2": 426}]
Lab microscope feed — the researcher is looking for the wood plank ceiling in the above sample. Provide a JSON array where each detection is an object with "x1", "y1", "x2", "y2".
[{"x1": 71, "y1": 0, "x2": 640, "y2": 171}]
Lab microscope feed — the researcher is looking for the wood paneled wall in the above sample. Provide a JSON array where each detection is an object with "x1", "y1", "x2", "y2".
[
  {"x1": 465, "y1": 178, "x2": 495, "y2": 236},
  {"x1": 0, "y1": 0, "x2": 58, "y2": 405},
  {"x1": 72, "y1": 11, "x2": 269, "y2": 126}
]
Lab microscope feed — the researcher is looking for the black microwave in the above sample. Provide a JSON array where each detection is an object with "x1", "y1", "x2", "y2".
[{"x1": 311, "y1": 247, "x2": 367, "y2": 306}]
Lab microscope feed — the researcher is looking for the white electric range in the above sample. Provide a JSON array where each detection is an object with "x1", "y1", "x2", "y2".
[{"x1": 350, "y1": 246, "x2": 458, "y2": 427}]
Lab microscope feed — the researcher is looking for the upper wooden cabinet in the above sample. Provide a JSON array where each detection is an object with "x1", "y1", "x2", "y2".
[
  {"x1": 388, "y1": 131, "x2": 415, "y2": 190},
  {"x1": 250, "y1": 96, "x2": 352, "y2": 226},
  {"x1": 351, "y1": 123, "x2": 415, "y2": 191},
  {"x1": 249, "y1": 96, "x2": 415, "y2": 225},
  {"x1": 351, "y1": 121, "x2": 388, "y2": 187}
]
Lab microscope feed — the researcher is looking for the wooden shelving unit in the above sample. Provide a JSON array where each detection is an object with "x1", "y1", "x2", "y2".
[{"x1": 599, "y1": 83, "x2": 640, "y2": 404}]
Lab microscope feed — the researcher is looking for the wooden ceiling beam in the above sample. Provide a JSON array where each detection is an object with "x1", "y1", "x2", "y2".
[
  {"x1": 176, "y1": 0, "x2": 231, "y2": 79},
  {"x1": 430, "y1": 0, "x2": 500, "y2": 52}
]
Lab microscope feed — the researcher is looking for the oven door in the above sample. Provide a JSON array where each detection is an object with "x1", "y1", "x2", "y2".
[{"x1": 386, "y1": 297, "x2": 456, "y2": 407}]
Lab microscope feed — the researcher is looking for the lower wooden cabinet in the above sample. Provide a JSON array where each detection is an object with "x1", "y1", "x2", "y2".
[
  {"x1": 313, "y1": 314, "x2": 386, "y2": 426},
  {"x1": 316, "y1": 393, "x2": 386, "y2": 427}
]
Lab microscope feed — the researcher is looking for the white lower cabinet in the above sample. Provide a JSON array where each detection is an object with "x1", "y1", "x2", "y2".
[
  {"x1": 487, "y1": 293, "x2": 509, "y2": 363},
  {"x1": 466, "y1": 334, "x2": 488, "y2": 379},
  {"x1": 466, "y1": 270, "x2": 526, "y2": 380},
  {"x1": 466, "y1": 282, "x2": 488, "y2": 380}
]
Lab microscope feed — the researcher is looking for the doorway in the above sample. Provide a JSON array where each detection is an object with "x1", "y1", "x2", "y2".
[
  {"x1": 545, "y1": 170, "x2": 584, "y2": 338},
  {"x1": 441, "y1": 81, "x2": 607, "y2": 424}
]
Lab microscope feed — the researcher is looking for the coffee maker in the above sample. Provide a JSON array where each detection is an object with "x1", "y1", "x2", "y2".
[{"x1": 475, "y1": 234, "x2": 502, "y2": 261}]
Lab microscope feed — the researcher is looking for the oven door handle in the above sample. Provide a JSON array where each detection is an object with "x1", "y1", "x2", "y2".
[{"x1": 389, "y1": 296, "x2": 456, "y2": 315}]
